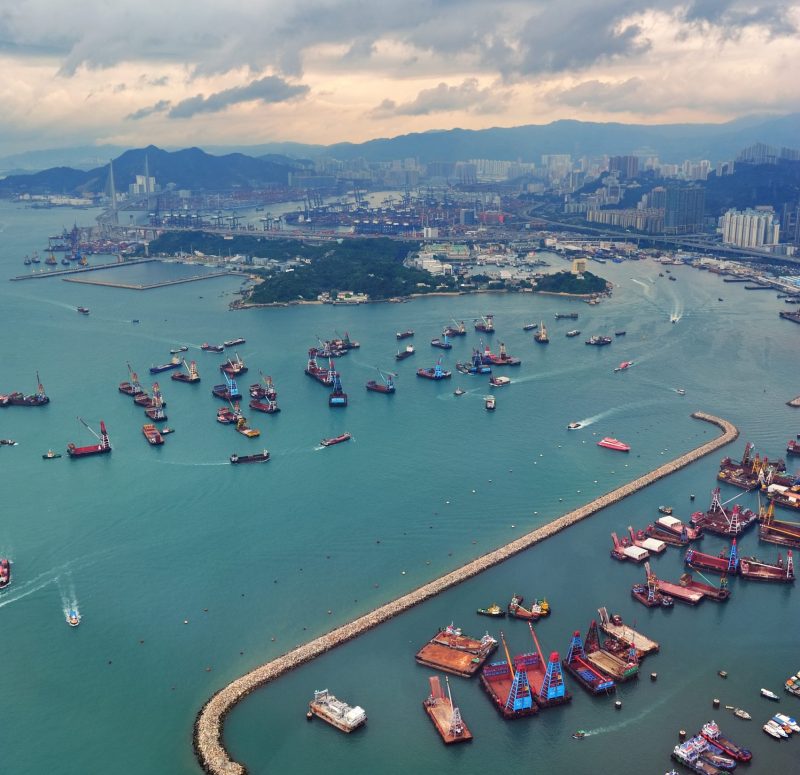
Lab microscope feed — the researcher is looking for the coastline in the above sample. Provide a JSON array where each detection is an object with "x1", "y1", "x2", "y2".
[{"x1": 193, "y1": 411, "x2": 738, "y2": 775}]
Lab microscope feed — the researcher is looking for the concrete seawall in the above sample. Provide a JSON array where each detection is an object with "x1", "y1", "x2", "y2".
[{"x1": 193, "y1": 412, "x2": 738, "y2": 775}]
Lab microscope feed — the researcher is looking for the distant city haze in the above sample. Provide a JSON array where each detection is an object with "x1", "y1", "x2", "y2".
[{"x1": 2, "y1": 0, "x2": 800, "y2": 153}]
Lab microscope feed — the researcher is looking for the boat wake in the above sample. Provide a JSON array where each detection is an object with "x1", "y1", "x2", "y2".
[
  {"x1": 0, "y1": 562, "x2": 74, "y2": 610},
  {"x1": 630, "y1": 277, "x2": 654, "y2": 298},
  {"x1": 57, "y1": 573, "x2": 79, "y2": 618},
  {"x1": 573, "y1": 398, "x2": 664, "y2": 428},
  {"x1": 580, "y1": 683, "x2": 682, "y2": 737}
]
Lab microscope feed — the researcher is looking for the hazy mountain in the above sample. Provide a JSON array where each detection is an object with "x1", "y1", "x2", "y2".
[
  {"x1": 0, "y1": 145, "x2": 129, "y2": 174},
  {"x1": 0, "y1": 145, "x2": 297, "y2": 195}
]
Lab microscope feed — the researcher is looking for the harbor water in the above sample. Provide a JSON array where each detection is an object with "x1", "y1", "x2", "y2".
[{"x1": 0, "y1": 201, "x2": 798, "y2": 773}]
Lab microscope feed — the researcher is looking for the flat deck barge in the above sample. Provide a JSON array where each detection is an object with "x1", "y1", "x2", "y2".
[
  {"x1": 597, "y1": 608, "x2": 659, "y2": 657},
  {"x1": 415, "y1": 625, "x2": 497, "y2": 677},
  {"x1": 655, "y1": 578, "x2": 704, "y2": 605},
  {"x1": 423, "y1": 676, "x2": 473, "y2": 744},
  {"x1": 739, "y1": 551, "x2": 794, "y2": 583},
  {"x1": 584, "y1": 620, "x2": 639, "y2": 682},
  {"x1": 678, "y1": 572, "x2": 730, "y2": 602}
]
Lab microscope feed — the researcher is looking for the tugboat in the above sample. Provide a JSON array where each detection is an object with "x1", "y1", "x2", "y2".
[
  {"x1": 534, "y1": 323, "x2": 549, "y2": 344},
  {"x1": 489, "y1": 376, "x2": 510, "y2": 387},
  {"x1": 477, "y1": 603, "x2": 505, "y2": 618},
  {"x1": 0, "y1": 558, "x2": 11, "y2": 589},
  {"x1": 42, "y1": 449, "x2": 62, "y2": 460},
  {"x1": 230, "y1": 450, "x2": 270, "y2": 464},
  {"x1": 396, "y1": 344, "x2": 415, "y2": 361},
  {"x1": 484, "y1": 396, "x2": 496, "y2": 411},
  {"x1": 597, "y1": 437, "x2": 630, "y2": 452},
  {"x1": 365, "y1": 368, "x2": 396, "y2": 394},
  {"x1": 417, "y1": 358, "x2": 451, "y2": 380},
  {"x1": 320, "y1": 432, "x2": 352, "y2": 447},
  {"x1": 66, "y1": 608, "x2": 81, "y2": 627},
  {"x1": 443, "y1": 320, "x2": 467, "y2": 337}
]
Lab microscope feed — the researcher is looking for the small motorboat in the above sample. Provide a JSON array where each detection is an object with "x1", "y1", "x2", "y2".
[
  {"x1": 775, "y1": 713, "x2": 800, "y2": 732},
  {"x1": 567, "y1": 422, "x2": 582, "y2": 430},
  {"x1": 42, "y1": 449, "x2": 62, "y2": 459},
  {"x1": 0, "y1": 439, "x2": 18, "y2": 446},
  {"x1": 613, "y1": 361, "x2": 634, "y2": 372},
  {"x1": 766, "y1": 719, "x2": 788, "y2": 738},
  {"x1": 522, "y1": 322, "x2": 538, "y2": 331},
  {"x1": 476, "y1": 603, "x2": 505, "y2": 618},
  {"x1": 763, "y1": 722, "x2": 782, "y2": 739},
  {"x1": 453, "y1": 387, "x2": 466, "y2": 396},
  {"x1": 733, "y1": 708, "x2": 751, "y2": 720},
  {"x1": 660, "y1": 595, "x2": 674, "y2": 607},
  {"x1": 76, "y1": 306, "x2": 90, "y2": 315},
  {"x1": 488, "y1": 376, "x2": 510, "y2": 388},
  {"x1": 160, "y1": 427, "x2": 175, "y2": 435},
  {"x1": 658, "y1": 506, "x2": 673, "y2": 515},
  {"x1": 484, "y1": 395, "x2": 496, "y2": 411},
  {"x1": 565, "y1": 329, "x2": 580, "y2": 337},
  {"x1": 66, "y1": 608, "x2": 81, "y2": 627},
  {"x1": 718, "y1": 298, "x2": 724, "y2": 302},
  {"x1": 572, "y1": 730, "x2": 586, "y2": 740},
  {"x1": 761, "y1": 688, "x2": 780, "y2": 701},
  {"x1": 676, "y1": 388, "x2": 686, "y2": 395}
]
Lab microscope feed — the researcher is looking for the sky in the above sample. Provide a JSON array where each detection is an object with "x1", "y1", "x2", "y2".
[{"x1": 1, "y1": 0, "x2": 799, "y2": 154}]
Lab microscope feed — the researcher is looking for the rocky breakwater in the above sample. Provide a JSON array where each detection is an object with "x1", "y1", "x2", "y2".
[{"x1": 194, "y1": 411, "x2": 738, "y2": 775}]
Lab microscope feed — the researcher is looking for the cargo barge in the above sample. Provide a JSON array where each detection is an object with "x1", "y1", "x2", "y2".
[
  {"x1": 479, "y1": 633, "x2": 538, "y2": 719},
  {"x1": 610, "y1": 532, "x2": 649, "y2": 563},
  {"x1": 555, "y1": 312, "x2": 579, "y2": 320},
  {"x1": 223, "y1": 338, "x2": 246, "y2": 348},
  {"x1": 626, "y1": 526, "x2": 666, "y2": 554},
  {"x1": 365, "y1": 369, "x2": 395, "y2": 394},
  {"x1": 396, "y1": 330, "x2": 414, "y2": 340},
  {"x1": 474, "y1": 315, "x2": 494, "y2": 333},
  {"x1": 562, "y1": 630, "x2": 616, "y2": 695},
  {"x1": 119, "y1": 366, "x2": 144, "y2": 396},
  {"x1": 739, "y1": 550, "x2": 794, "y2": 582},
  {"x1": 320, "y1": 433, "x2": 351, "y2": 447},
  {"x1": 328, "y1": 372, "x2": 348, "y2": 407},
  {"x1": 653, "y1": 574, "x2": 704, "y2": 605},
  {"x1": 142, "y1": 423, "x2": 164, "y2": 445},
  {"x1": 765, "y1": 482, "x2": 800, "y2": 513},
  {"x1": 685, "y1": 542, "x2": 739, "y2": 576},
  {"x1": 395, "y1": 344, "x2": 415, "y2": 361},
  {"x1": 644, "y1": 522, "x2": 691, "y2": 547},
  {"x1": 700, "y1": 720, "x2": 752, "y2": 762},
  {"x1": 456, "y1": 350, "x2": 491, "y2": 375},
  {"x1": 171, "y1": 360, "x2": 200, "y2": 383},
  {"x1": 533, "y1": 322, "x2": 549, "y2": 343},
  {"x1": 415, "y1": 623, "x2": 497, "y2": 678},
  {"x1": 67, "y1": 419, "x2": 111, "y2": 458},
  {"x1": 201, "y1": 343, "x2": 224, "y2": 352},
  {"x1": 522, "y1": 623, "x2": 572, "y2": 708},
  {"x1": 149, "y1": 356, "x2": 182, "y2": 374},
  {"x1": 211, "y1": 374, "x2": 242, "y2": 401},
  {"x1": 598, "y1": 608, "x2": 660, "y2": 657},
  {"x1": 430, "y1": 335, "x2": 452, "y2": 350},
  {"x1": 417, "y1": 359, "x2": 451, "y2": 380},
  {"x1": 691, "y1": 488, "x2": 758, "y2": 536},
  {"x1": 583, "y1": 619, "x2": 639, "y2": 682},
  {"x1": 249, "y1": 398, "x2": 280, "y2": 413},
  {"x1": 3, "y1": 373, "x2": 50, "y2": 406},
  {"x1": 481, "y1": 343, "x2": 521, "y2": 366},
  {"x1": 305, "y1": 350, "x2": 334, "y2": 385},
  {"x1": 220, "y1": 353, "x2": 248, "y2": 377},
  {"x1": 652, "y1": 514, "x2": 702, "y2": 542},
  {"x1": 678, "y1": 572, "x2": 730, "y2": 602},
  {"x1": 230, "y1": 451, "x2": 270, "y2": 464},
  {"x1": 308, "y1": 689, "x2": 366, "y2": 733},
  {"x1": 671, "y1": 736, "x2": 729, "y2": 774},
  {"x1": 507, "y1": 593, "x2": 550, "y2": 620},
  {"x1": 718, "y1": 441, "x2": 786, "y2": 491},
  {"x1": 422, "y1": 676, "x2": 473, "y2": 744},
  {"x1": 250, "y1": 374, "x2": 277, "y2": 401}
]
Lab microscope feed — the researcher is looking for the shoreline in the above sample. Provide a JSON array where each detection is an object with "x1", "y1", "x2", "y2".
[{"x1": 193, "y1": 412, "x2": 738, "y2": 775}]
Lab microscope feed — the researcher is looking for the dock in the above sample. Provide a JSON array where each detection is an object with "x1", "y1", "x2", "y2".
[
  {"x1": 9, "y1": 257, "x2": 157, "y2": 280},
  {"x1": 62, "y1": 270, "x2": 237, "y2": 290},
  {"x1": 414, "y1": 626, "x2": 497, "y2": 677},
  {"x1": 597, "y1": 608, "x2": 659, "y2": 656},
  {"x1": 193, "y1": 412, "x2": 738, "y2": 775}
]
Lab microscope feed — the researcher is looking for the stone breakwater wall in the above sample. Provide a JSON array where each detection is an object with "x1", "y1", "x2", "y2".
[{"x1": 194, "y1": 412, "x2": 738, "y2": 775}]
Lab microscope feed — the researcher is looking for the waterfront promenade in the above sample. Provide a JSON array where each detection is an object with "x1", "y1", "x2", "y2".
[{"x1": 193, "y1": 412, "x2": 738, "y2": 775}]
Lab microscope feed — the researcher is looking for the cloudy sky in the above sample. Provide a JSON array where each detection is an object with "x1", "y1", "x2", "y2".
[{"x1": 1, "y1": 0, "x2": 799, "y2": 153}]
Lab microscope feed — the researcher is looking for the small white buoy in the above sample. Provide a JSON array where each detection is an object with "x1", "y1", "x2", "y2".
[
  {"x1": 472, "y1": 489, "x2": 476, "y2": 493},
  {"x1": 445, "y1": 500, "x2": 450, "y2": 504},
  {"x1": 184, "y1": 620, "x2": 189, "y2": 624},
  {"x1": 511, "y1": 524, "x2": 516, "y2": 528},
  {"x1": 401, "y1": 571, "x2": 406, "y2": 575}
]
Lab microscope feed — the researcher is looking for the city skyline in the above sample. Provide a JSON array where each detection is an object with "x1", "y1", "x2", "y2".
[{"x1": 2, "y1": 0, "x2": 800, "y2": 154}]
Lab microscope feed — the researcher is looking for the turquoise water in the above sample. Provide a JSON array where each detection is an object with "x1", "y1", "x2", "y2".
[{"x1": 0, "y1": 201, "x2": 798, "y2": 773}]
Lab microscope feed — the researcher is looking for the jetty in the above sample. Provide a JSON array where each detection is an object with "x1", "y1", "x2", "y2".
[
  {"x1": 9, "y1": 257, "x2": 156, "y2": 281},
  {"x1": 194, "y1": 412, "x2": 738, "y2": 775}
]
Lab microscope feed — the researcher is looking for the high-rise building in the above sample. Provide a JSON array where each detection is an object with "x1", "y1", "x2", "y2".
[
  {"x1": 609, "y1": 155, "x2": 639, "y2": 179},
  {"x1": 721, "y1": 207, "x2": 780, "y2": 247},
  {"x1": 781, "y1": 201, "x2": 800, "y2": 245},
  {"x1": 664, "y1": 185, "x2": 705, "y2": 234}
]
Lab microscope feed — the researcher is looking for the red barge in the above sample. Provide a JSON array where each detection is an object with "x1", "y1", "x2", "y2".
[
  {"x1": 610, "y1": 531, "x2": 649, "y2": 563},
  {"x1": 507, "y1": 594, "x2": 550, "y2": 620},
  {"x1": 759, "y1": 502, "x2": 800, "y2": 548},
  {"x1": 481, "y1": 342, "x2": 521, "y2": 367},
  {"x1": 250, "y1": 374, "x2": 277, "y2": 401},
  {"x1": 423, "y1": 676, "x2": 473, "y2": 744},
  {"x1": 67, "y1": 419, "x2": 111, "y2": 458},
  {"x1": 631, "y1": 563, "x2": 674, "y2": 608},
  {"x1": 685, "y1": 542, "x2": 739, "y2": 576},
  {"x1": 718, "y1": 441, "x2": 786, "y2": 491},
  {"x1": 365, "y1": 368, "x2": 395, "y2": 394},
  {"x1": 562, "y1": 630, "x2": 616, "y2": 695},
  {"x1": 249, "y1": 397, "x2": 280, "y2": 413},
  {"x1": 171, "y1": 360, "x2": 200, "y2": 383},
  {"x1": 220, "y1": 353, "x2": 247, "y2": 377},
  {"x1": 305, "y1": 350, "x2": 335, "y2": 385},
  {"x1": 739, "y1": 550, "x2": 794, "y2": 583},
  {"x1": 415, "y1": 623, "x2": 497, "y2": 678},
  {"x1": 522, "y1": 623, "x2": 571, "y2": 708},
  {"x1": 417, "y1": 359, "x2": 451, "y2": 380},
  {"x1": 479, "y1": 632, "x2": 538, "y2": 719},
  {"x1": 690, "y1": 488, "x2": 758, "y2": 536},
  {"x1": 678, "y1": 572, "x2": 730, "y2": 602}
]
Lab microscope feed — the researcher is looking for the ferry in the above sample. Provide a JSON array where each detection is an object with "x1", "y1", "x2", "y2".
[
  {"x1": 42, "y1": 449, "x2": 62, "y2": 459},
  {"x1": 489, "y1": 376, "x2": 510, "y2": 388},
  {"x1": 476, "y1": 603, "x2": 505, "y2": 618},
  {"x1": 396, "y1": 345, "x2": 415, "y2": 361},
  {"x1": 308, "y1": 689, "x2": 366, "y2": 733},
  {"x1": 614, "y1": 361, "x2": 634, "y2": 372},
  {"x1": 484, "y1": 396, "x2": 496, "y2": 411},
  {"x1": 396, "y1": 330, "x2": 414, "y2": 340},
  {"x1": 230, "y1": 451, "x2": 270, "y2": 464},
  {"x1": 321, "y1": 432, "x2": 352, "y2": 447},
  {"x1": 565, "y1": 329, "x2": 581, "y2": 337},
  {"x1": 201, "y1": 343, "x2": 225, "y2": 353},
  {"x1": 142, "y1": 424, "x2": 164, "y2": 445},
  {"x1": 567, "y1": 422, "x2": 583, "y2": 430},
  {"x1": 223, "y1": 338, "x2": 246, "y2": 347},
  {"x1": 0, "y1": 558, "x2": 10, "y2": 589},
  {"x1": 597, "y1": 437, "x2": 630, "y2": 452},
  {"x1": 66, "y1": 608, "x2": 81, "y2": 627},
  {"x1": 365, "y1": 369, "x2": 395, "y2": 394},
  {"x1": 149, "y1": 356, "x2": 182, "y2": 374}
]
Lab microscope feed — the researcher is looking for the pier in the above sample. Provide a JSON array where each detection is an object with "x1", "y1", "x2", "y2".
[
  {"x1": 193, "y1": 412, "x2": 738, "y2": 775},
  {"x1": 62, "y1": 270, "x2": 237, "y2": 290},
  {"x1": 9, "y1": 257, "x2": 157, "y2": 281}
]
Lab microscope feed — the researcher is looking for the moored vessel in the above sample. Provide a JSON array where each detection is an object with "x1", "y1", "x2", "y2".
[
  {"x1": 308, "y1": 689, "x2": 366, "y2": 733},
  {"x1": 220, "y1": 353, "x2": 248, "y2": 377},
  {"x1": 700, "y1": 720, "x2": 752, "y2": 762},
  {"x1": 416, "y1": 623, "x2": 497, "y2": 678},
  {"x1": 562, "y1": 630, "x2": 616, "y2": 695},
  {"x1": 430, "y1": 335, "x2": 453, "y2": 350},
  {"x1": 42, "y1": 449, "x2": 62, "y2": 460},
  {"x1": 201, "y1": 343, "x2": 225, "y2": 352},
  {"x1": 365, "y1": 368, "x2": 395, "y2": 394},
  {"x1": 142, "y1": 423, "x2": 164, "y2": 445},
  {"x1": 149, "y1": 356, "x2": 182, "y2": 374},
  {"x1": 417, "y1": 359, "x2": 451, "y2": 380},
  {"x1": 423, "y1": 675, "x2": 473, "y2": 744},
  {"x1": 474, "y1": 314, "x2": 494, "y2": 333},
  {"x1": 479, "y1": 632, "x2": 538, "y2": 719},
  {"x1": 477, "y1": 603, "x2": 505, "y2": 617}
]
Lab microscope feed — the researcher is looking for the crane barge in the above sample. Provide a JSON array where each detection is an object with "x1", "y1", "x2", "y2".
[{"x1": 67, "y1": 418, "x2": 111, "y2": 458}]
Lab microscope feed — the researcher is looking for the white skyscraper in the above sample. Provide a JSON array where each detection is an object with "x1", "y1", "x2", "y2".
[{"x1": 721, "y1": 208, "x2": 780, "y2": 248}]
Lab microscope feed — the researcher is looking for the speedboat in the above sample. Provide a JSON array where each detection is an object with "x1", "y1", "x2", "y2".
[
  {"x1": 763, "y1": 722, "x2": 782, "y2": 738},
  {"x1": 733, "y1": 708, "x2": 751, "y2": 720},
  {"x1": 775, "y1": 713, "x2": 800, "y2": 732},
  {"x1": 572, "y1": 730, "x2": 586, "y2": 740},
  {"x1": 66, "y1": 609, "x2": 81, "y2": 627},
  {"x1": 0, "y1": 439, "x2": 18, "y2": 446},
  {"x1": 761, "y1": 688, "x2": 780, "y2": 701},
  {"x1": 614, "y1": 361, "x2": 634, "y2": 372},
  {"x1": 567, "y1": 422, "x2": 582, "y2": 430},
  {"x1": 484, "y1": 396, "x2": 496, "y2": 411},
  {"x1": 676, "y1": 388, "x2": 686, "y2": 395}
]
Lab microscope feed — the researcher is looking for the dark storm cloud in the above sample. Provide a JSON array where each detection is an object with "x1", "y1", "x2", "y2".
[{"x1": 167, "y1": 75, "x2": 309, "y2": 119}]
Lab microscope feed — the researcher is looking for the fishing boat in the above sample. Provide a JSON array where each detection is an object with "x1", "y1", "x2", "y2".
[
  {"x1": 567, "y1": 422, "x2": 583, "y2": 430},
  {"x1": 477, "y1": 604, "x2": 505, "y2": 618},
  {"x1": 484, "y1": 396, "x2": 496, "y2": 411},
  {"x1": 761, "y1": 688, "x2": 780, "y2": 701},
  {"x1": 489, "y1": 376, "x2": 510, "y2": 387},
  {"x1": 555, "y1": 312, "x2": 579, "y2": 320},
  {"x1": 201, "y1": 343, "x2": 225, "y2": 352},
  {"x1": 396, "y1": 330, "x2": 414, "y2": 340},
  {"x1": 614, "y1": 361, "x2": 634, "y2": 372},
  {"x1": 149, "y1": 356, "x2": 182, "y2": 374},
  {"x1": 42, "y1": 450, "x2": 62, "y2": 460},
  {"x1": 321, "y1": 432, "x2": 352, "y2": 447},
  {"x1": 733, "y1": 708, "x2": 751, "y2": 720},
  {"x1": 454, "y1": 387, "x2": 466, "y2": 396},
  {"x1": 230, "y1": 451, "x2": 270, "y2": 464},
  {"x1": 66, "y1": 609, "x2": 81, "y2": 627},
  {"x1": 396, "y1": 345, "x2": 415, "y2": 361},
  {"x1": 597, "y1": 437, "x2": 630, "y2": 452},
  {"x1": 0, "y1": 558, "x2": 10, "y2": 589},
  {"x1": 223, "y1": 338, "x2": 246, "y2": 347},
  {"x1": 565, "y1": 329, "x2": 581, "y2": 337},
  {"x1": 142, "y1": 424, "x2": 164, "y2": 445},
  {"x1": 67, "y1": 419, "x2": 112, "y2": 458},
  {"x1": 534, "y1": 323, "x2": 549, "y2": 343}
]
